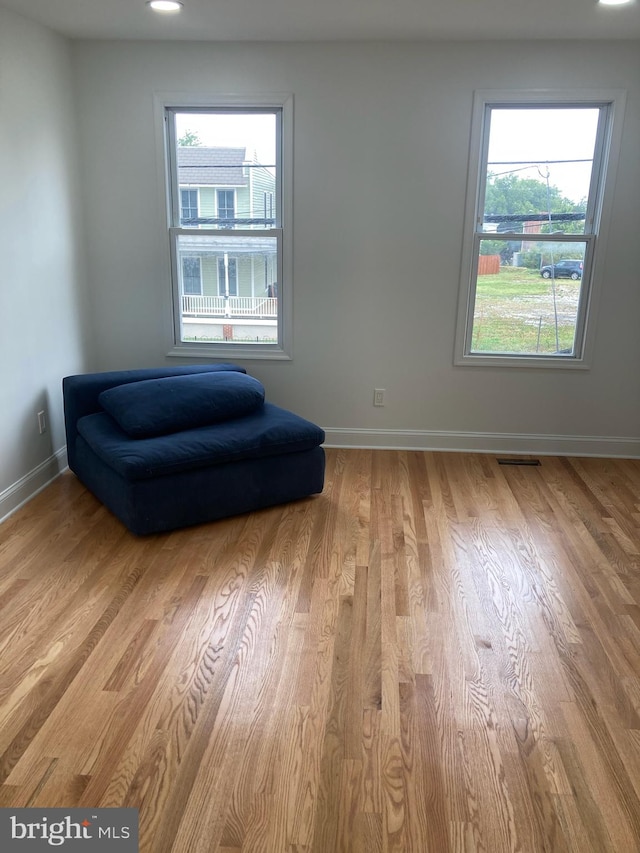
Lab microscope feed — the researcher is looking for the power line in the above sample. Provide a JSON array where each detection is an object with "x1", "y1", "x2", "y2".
[
  {"x1": 483, "y1": 213, "x2": 585, "y2": 223},
  {"x1": 487, "y1": 158, "x2": 593, "y2": 165}
]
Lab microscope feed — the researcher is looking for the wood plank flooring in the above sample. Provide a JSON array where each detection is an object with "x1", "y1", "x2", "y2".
[{"x1": 1, "y1": 450, "x2": 640, "y2": 851}]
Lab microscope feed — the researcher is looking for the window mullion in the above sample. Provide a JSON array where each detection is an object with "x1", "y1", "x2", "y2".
[
  {"x1": 477, "y1": 231, "x2": 595, "y2": 243},
  {"x1": 465, "y1": 233, "x2": 483, "y2": 354},
  {"x1": 166, "y1": 111, "x2": 181, "y2": 228},
  {"x1": 585, "y1": 104, "x2": 611, "y2": 233}
]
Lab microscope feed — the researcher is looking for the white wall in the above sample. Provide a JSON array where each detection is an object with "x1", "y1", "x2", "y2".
[
  {"x1": 72, "y1": 39, "x2": 640, "y2": 456},
  {"x1": 0, "y1": 7, "x2": 91, "y2": 520}
]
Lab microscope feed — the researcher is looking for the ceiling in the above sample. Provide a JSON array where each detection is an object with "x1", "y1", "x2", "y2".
[{"x1": 1, "y1": 0, "x2": 639, "y2": 42}]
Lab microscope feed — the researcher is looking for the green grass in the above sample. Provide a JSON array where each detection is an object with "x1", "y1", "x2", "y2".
[
  {"x1": 471, "y1": 265, "x2": 580, "y2": 355},
  {"x1": 474, "y1": 266, "x2": 550, "y2": 297}
]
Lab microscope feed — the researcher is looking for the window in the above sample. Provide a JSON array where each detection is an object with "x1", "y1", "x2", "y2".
[
  {"x1": 162, "y1": 95, "x2": 292, "y2": 358},
  {"x1": 455, "y1": 90, "x2": 625, "y2": 367},
  {"x1": 181, "y1": 257, "x2": 202, "y2": 295},
  {"x1": 180, "y1": 189, "x2": 198, "y2": 224},
  {"x1": 216, "y1": 190, "x2": 235, "y2": 225},
  {"x1": 264, "y1": 191, "x2": 274, "y2": 223}
]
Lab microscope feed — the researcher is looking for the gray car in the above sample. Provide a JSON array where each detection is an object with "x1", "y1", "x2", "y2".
[{"x1": 540, "y1": 259, "x2": 583, "y2": 280}]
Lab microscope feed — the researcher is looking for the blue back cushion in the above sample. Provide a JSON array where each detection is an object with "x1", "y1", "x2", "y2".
[{"x1": 99, "y1": 371, "x2": 265, "y2": 438}]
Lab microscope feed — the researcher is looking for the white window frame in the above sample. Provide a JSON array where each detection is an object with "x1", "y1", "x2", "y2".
[
  {"x1": 454, "y1": 89, "x2": 626, "y2": 369},
  {"x1": 156, "y1": 92, "x2": 293, "y2": 360}
]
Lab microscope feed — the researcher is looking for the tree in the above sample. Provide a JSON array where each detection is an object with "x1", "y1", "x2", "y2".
[
  {"x1": 178, "y1": 130, "x2": 201, "y2": 147},
  {"x1": 483, "y1": 174, "x2": 586, "y2": 262},
  {"x1": 484, "y1": 173, "x2": 580, "y2": 220}
]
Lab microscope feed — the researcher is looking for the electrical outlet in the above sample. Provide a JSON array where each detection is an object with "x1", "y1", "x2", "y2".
[
  {"x1": 373, "y1": 388, "x2": 386, "y2": 407},
  {"x1": 37, "y1": 410, "x2": 47, "y2": 434}
]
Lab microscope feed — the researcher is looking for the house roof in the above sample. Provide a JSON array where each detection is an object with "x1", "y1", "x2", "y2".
[{"x1": 178, "y1": 147, "x2": 248, "y2": 188}]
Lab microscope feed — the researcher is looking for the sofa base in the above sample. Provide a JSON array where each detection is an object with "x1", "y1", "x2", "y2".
[{"x1": 75, "y1": 436, "x2": 325, "y2": 535}]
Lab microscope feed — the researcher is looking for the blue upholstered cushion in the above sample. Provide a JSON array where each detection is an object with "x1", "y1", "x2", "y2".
[
  {"x1": 77, "y1": 403, "x2": 325, "y2": 481},
  {"x1": 98, "y1": 371, "x2": 265, "y2": 438}
]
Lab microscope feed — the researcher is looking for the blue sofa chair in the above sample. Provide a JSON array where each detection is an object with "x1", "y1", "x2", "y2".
[{"x1": 63, "y1": 364, "x2": 325, "y2": 535}]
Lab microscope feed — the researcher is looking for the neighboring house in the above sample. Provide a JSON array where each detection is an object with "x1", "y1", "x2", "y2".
[{"x1": 177, "y1": 146, "x2": 277, "y2": 302}]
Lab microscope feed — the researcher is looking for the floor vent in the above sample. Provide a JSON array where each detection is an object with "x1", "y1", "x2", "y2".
[{"x1": 497, "y1": 458, "x2": 541, "y2": 466}]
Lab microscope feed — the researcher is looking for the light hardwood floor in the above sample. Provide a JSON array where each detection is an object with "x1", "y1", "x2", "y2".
[{"x1": 1, "y1": 449, "x2": 640, "y2": 852}]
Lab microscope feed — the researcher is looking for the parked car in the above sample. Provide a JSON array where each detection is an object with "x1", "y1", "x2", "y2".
[{"x1": 540, "y1": 259, "x2": 583, "y2": 280}]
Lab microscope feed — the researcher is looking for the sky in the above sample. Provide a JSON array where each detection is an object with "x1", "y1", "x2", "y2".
[
  {"x1": 176, "y1": 112, "x2": 276, "y2": 166},
  {"x1": 487, "y1": 108, "x2": 601, "y2": 203}
]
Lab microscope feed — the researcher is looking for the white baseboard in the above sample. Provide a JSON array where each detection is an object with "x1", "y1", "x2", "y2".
[
  {"x1": 322, "y1": 428, "x2": 640, "y2": 458},
  {"x1": 0, "y1": 447, "x2": 68, "y2": 526}
]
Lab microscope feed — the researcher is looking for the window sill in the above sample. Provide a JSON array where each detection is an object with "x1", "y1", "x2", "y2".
[
  {"x1": 454, "y1": 352, "x2": 591, "y2": 369},
  {"x1": 167, "y1": 344, "x2": 291, "y2": 361}
]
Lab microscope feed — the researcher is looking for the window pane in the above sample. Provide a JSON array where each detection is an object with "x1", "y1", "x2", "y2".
[
  {"x1": 180, "y1": 190, "x2": 198, "y2": 224},
  {"x1": 177, "y1": 234, "x2": 278, "y2": 345},
  {"x1": 470, "y1": 239, "x2": 587, "y2": 356},
  {"x1": 176, "y1": 112, "x2": 277, "y2": 229},
  {"x1": 181, "y1": 256, "x2": 202, "y2": 295},
  {"x1": 483, "y1": 107, "x2": 600, "y2": 236},
  {"x1": 217, "y1": 190, "x2": 235, "y2": 224}
]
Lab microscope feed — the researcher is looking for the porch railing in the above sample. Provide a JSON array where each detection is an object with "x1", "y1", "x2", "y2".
[{"x1": 182, "y1": 295, "x2": 277, "y2": 319}]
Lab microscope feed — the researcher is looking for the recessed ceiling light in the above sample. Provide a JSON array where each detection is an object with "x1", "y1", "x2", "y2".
[
  {"x1": 598, "y1": 0, "x2": 633, "y2": 5},
  {"x1": 146, "y1": 0, "x2": 184, "y2": 12}
]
